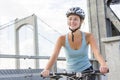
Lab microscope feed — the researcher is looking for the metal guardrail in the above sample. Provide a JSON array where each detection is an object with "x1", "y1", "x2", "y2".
[
  {"x1": 0, "y1": 69, "x2": 49, "y2": 80},
  {"x1": 0, "y1": 54, "x2": 65, "y2": 60},
  {"x1": 0, "y1": 54, "x2": 97, "y2": 61}
]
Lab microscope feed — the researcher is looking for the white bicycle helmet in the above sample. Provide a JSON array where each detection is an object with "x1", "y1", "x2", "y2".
[{"x1": 66, "y1": 7, "x2": 85, "y2": 20}]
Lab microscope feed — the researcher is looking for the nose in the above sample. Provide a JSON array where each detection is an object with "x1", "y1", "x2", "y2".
[{"x1": 70, "y1": 20, "x2": 75, "y2": 24}]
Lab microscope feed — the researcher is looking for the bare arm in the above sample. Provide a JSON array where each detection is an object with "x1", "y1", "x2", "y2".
[
  {"x1": 88, "y1": 34, "x2": 106, "y2": 66},
  {"x1": 87, "y1": 33, "x2": 108, "y2": 73},
  {"x1": 40, "y1": 35, "x2": 65, "y2": 77},
  {"x1": 44, "y1": 35, "x2": 65, "y2": 70}
]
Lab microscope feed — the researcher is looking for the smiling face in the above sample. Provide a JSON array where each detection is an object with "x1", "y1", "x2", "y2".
[{"x1": 67, "y1": 14, "x2": 82, "y2": 30}]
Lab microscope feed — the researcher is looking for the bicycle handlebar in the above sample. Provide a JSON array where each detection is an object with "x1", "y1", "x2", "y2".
[
  {"x1": 49, "y1": 69, "x2": 109, "y2": 75},
  {"x1": 41, "y1": 69, "x2": 109, "y2": 79},
  {"x1": 49, "y1": 70, "x2": 101, "y2": 76}
]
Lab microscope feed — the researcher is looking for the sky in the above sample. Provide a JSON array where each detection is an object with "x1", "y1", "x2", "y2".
[
  {"x1": 0, "y1": 0, "x2": 119, "y2": 32},
  {"x1": 0, "y1": 0, "x2": 119, "y2": 69},
  {"x1": 0, "y1": 0, "x2": 89, "y2": 32},
  {"x1": 0, "y1": 0, "x2": 119, "y2": 33},
  {"x1": 110, "y1": 4, "x2": 120, "y2": 19}
]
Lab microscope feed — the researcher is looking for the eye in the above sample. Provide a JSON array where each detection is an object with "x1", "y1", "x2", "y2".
[
  {"x1": 73, "y1": 17, "x2": 79, "y2": 21},
  {"x1": 68, "y1": 17, "x2": 72, "y2": 20},
  {"x1": 74, "y1": 18, "x2": 77, "y2": 20}
]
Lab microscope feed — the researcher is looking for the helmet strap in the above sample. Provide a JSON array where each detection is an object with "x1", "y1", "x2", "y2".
[{"x1": 69, "y1": 26, "x2": 80, "y2": 42}]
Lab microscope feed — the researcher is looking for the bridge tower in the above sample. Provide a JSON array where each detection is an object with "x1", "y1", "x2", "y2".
[{"x1": 14, "y1": 14, "x2": 39, "y2": 69}]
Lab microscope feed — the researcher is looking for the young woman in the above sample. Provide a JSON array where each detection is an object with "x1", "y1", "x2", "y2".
[{"x1": 40, "y1": 7, "x2": 108, "y2": 79}]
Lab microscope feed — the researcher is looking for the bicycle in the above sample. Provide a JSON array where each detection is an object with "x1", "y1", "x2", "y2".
[{"x1": 41, "y1": 69, "x2": 109, "y2": 80}]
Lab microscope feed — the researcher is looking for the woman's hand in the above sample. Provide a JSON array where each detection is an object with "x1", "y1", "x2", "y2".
[
  {"x1": 99, "y1": 65, "x2": 109, "y2": 74},
  {"x1": 40, "y1": 69, "x2": 50, "y2": 77}
]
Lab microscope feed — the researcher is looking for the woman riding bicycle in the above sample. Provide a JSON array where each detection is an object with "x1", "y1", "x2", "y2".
[{"x1": 40, "y1": 7, "x2": 109, "y2": 80}]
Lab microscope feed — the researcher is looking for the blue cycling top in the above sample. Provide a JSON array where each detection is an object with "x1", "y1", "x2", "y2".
[{"x1": 64, "y1": 32, "x2": 91, "y2": 72}]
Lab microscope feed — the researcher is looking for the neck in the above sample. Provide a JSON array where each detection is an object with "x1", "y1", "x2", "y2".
[
  {"x1": 73, "y1": 30, "x2": 81, "y2": 35},
  {"x1": 69, "y1": 30, "x2": 81, "y2": 37},
  {"x1": 69, "y1": 28, "x2": 82, "y2": 42}
]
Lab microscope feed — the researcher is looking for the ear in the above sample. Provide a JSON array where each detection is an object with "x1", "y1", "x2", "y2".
[
  {"x1": 80, "y1": 19, "x2": 84, "y2": 23},
  {"x1": 79, "y1": 19, "x2": 84, "y2": 26}
]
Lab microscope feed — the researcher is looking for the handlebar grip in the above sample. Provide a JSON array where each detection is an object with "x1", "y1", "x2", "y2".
[
  {"x1": 95, "y1": 69, "x2": 109, "y2": 73},
  {"x1": 107, "y1": 69, "x2": 109, "y2": 73},
  {"x1": 49, "y1": 72, "x2": 66, "y2": 75},
  {"x1": 49, "y1": 72, "x2": 55, "y2": 75},
  {"x1": 94, "y1": 69, "x2": 109, "y2": 73},
  {"x1": 40, "y1": 74, "x2": 43, "y2": 77},
  {"x1": 94, "y1": 70, "x2": 100, "y2": 73}
]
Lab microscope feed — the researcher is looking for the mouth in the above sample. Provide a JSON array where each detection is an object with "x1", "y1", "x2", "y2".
[{"x1": 70, "y1": 26, "x2": 77, "y2": 29}]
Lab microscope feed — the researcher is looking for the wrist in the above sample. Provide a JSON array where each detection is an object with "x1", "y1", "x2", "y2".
[
  {"x1": 44, "y1": 68, "x2": 50, "y2": 71},
  {"x1": 100, "y1": 63, "x2": 107, "y2": 67}
]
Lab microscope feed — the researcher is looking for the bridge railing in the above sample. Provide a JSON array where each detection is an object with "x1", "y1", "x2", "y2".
[{"x1": 0, "y1": 69, "x2": 50, "y2": 80}]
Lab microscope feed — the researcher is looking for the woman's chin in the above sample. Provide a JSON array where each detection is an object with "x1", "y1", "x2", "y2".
[{"x1": 70, "y1": 27, "x2": 77, "y2": 30}]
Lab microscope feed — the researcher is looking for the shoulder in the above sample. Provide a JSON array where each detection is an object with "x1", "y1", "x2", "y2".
[
  {"x1": 58, "y1": 35, "x2": 66, "y2": 40},
  {"x1": 57, "y1": 35, "x2": 66, "y2": 46},
  {"x1": 85, "y1": 32, "x2": 93, "y2": 38},
  {"x1": 84, "y1": 32, "x2": 94, "y2": 44}
]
